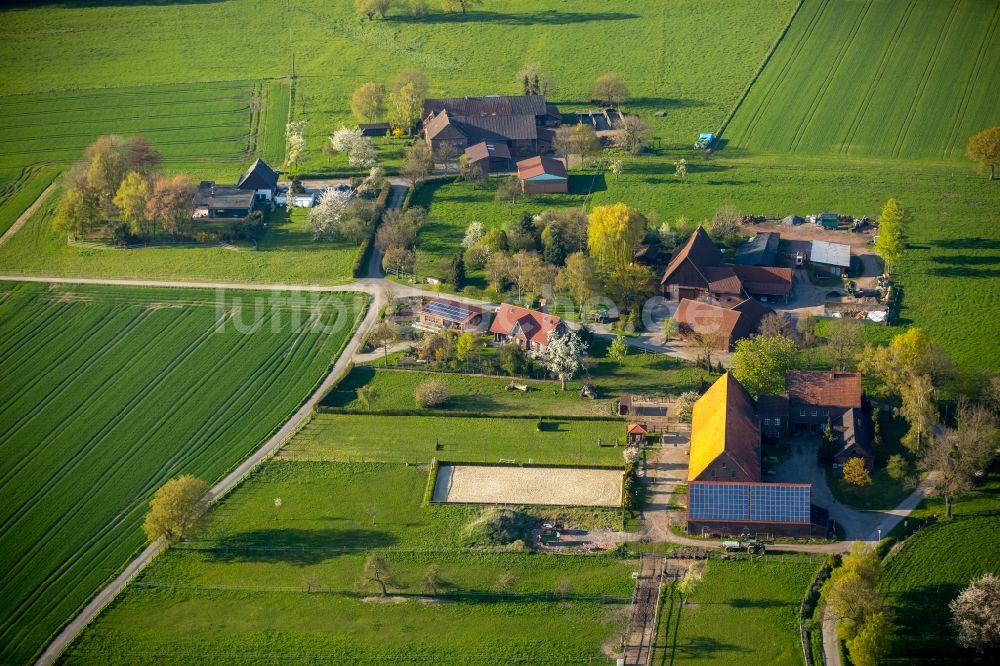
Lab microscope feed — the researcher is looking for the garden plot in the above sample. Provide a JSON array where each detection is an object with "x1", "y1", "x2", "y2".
[{"x1": 433, "y1": 464, "x2": 622, "y2": 507}]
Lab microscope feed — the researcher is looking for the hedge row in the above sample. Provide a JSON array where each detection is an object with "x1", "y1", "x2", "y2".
[{"x1": 352, "y1": 186, "x2": 392, "y2": 278}]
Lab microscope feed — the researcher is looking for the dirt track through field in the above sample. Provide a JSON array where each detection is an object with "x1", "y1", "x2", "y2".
[
  {"x1": 433, "y1": 464, "x2": 622, "y2": 507},
  {"x1": 0, "y1": 182, "x2": 56, "y2": 247}
]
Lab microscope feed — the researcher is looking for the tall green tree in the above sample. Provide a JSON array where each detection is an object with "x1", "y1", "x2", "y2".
[
  {"x1": 51, "y1": 188, "x2": 95, "y2": 236},
  {"x1": 874, "y1": 198, "x2": 908, "y2": 273},
  {"x1": 608, "y1": 335, "x2": 629, "y2": 365},
  {"x1": 441, "y1": 0, "x2": 481, "y2": 15},
  {"x1": 388, "y1": 82, "x2": 423, "y2": 133},
  {"x1": 113, "y1": 171, "x2": 151, "y2": 235},
  {"x1": 590, "y1": 73, "x2": 629, "y2": 107},
  {"x1": 730, "y1": 335, "x2": 799, "y2": 398},
  {"x1": 556, "y1": 252, "x2": 598, "y2": 317},
  {"x1": 587, "y1": 203, "x2": 646, "y2": 274}
]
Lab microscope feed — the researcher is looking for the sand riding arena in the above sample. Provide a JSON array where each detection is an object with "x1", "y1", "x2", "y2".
[{"x1": 432, "y1": 464, "x2": 622, "y2": 507}]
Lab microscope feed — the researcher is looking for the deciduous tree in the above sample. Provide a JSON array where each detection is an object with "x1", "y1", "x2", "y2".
[
  {"x1": 587, "y1": 203, "x2": 645, "y2": 274},
  {"x1": 142, "y1": 475, "x2": 210, "y2": 542},
  {"x1": 966, "y1": 126, "x2": 1000, "y2": 180},
  {"x1": 415, "y1": 379, "x2": 449, "y2": 407},
  {"x1": 392, "y1": 69, "x2": 429, "y2": 101},
  {"x1": 424, "y1": 564, "x2": 447, "y2": 596},
  {"x1": 919, "y1": 401, "x2": 998, "y2": 517},
  {"x1": 308, "y1": 187, "x2": 353, "y2": 240},
  {"x1": 608, "y1": 335, "x2": 629, "y2": 365},
  {"x1": 284, "y1": 121, "x2": 307, "y2": 173},
  {"x1": 388, "y1": 82, "x2": 423, "y2": 134},
  {"x1": 441, "y1": 0, "x2": 481, "y2": 16},
  {"x1": 874, "y1": 198, "x2": 908, "y2": 273},
  {"x1": 554, "y1": 123, "x2": 601, "y2": 163},
  {"x1": 364, "y1": 554, "x2": 393, "y2": 596},
  {"x1": 400, "y1": 141, "x2": 432, "y2": 186},
  {"x1": 826, "y1": 318, "x2": 862, "y2": 371},
  {"x1": 590, "y1": 73, "x2": 629, "y2": 107},
  {"x1": 842, "y1": 457, "x2": 873, "y2": 487},
  {"x1": 607, "y1": 263, "x2": 653, "y2": 314},
  {"x1": 351, "y1": 82, "x2": 386, "y2": 121},
  {"x1": 950, "y1": 573, "x2": 1000, "y2": 650},
  {"x1": 846, "y1": 611, "x2": 892, "y2": 666},
  {"x1": 381, "y1": 247, "x2": 415, "y2": 277},
  {"x1": 538, "y1": 329, "x2": 587, "y2": 390},
  {"x1": 113, "y1": 171, "x2": 151, "y2": 235},
  {"x1": 556, "y1": 252, "x2": 598, "y2": 317},
  {"x1": 348, "y1": 136, "x2": 378, "y2": 168},
  {"x1": 52, "y1": 188, "x2": 94, "y2": 236},
  {"x1": 369, "y1": 320, "x2": 398, "y2": 366},
  {"x1": 730, "y1": 335, "x2": 799, "y2": 398},
  {"x1": 146, "y1": 174, "x2": 196, "y2": 236},
  {"x1": 613, "y1": 116, "x2": 650, "y2": 154}
]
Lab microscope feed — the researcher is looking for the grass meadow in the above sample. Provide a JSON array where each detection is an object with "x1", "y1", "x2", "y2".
[
  {"x1": 0, "y1": 282, "x2": 363, "y2": 664},
  {"x1": 650, "y1": 557, "x2": 822, "y2": 665},
  {"x1": 281, "y1": 414, "x2": 625, "y2": 466},
  {"x1": 880, "y1": 514, "x2": 1000, "y2": 663},
  {"x1": 0, "y1": 165, "x2": 59, "y2": 236},
  {"x1": 62, "y1": 461, "x2": 636, "y2": 665},
  {"x1": 0, "y1": 202, "x2": 361, "y2": 285},
  {"x1": 724, "y1": 0, "x2": 1000, "y2": 159}
]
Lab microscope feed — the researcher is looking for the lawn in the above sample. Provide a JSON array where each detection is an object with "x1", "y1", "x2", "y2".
[
  {"x1": 0, "y1": 282, "x2": 364, "y2": 665},
  {"x1": 651, "y1": 557, "x2": 822, "y2": 665},
  {"x1": 281, "y1": 414, "x2": 625, "y2": 465},
  {"x1": 724, "y1": 0, "x2": 1000, "y2": 160},
  {"x1": 323, "y1": 341, "x2": 710, "y2": 417},
  {"x1": 63, "y1": 461, "x2": 636, "y2": 664},
  {"x1": 880, "y1": 515, "x2": 1000, "y2": 663}
]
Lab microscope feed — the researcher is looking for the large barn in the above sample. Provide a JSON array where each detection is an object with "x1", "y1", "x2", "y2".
[{"x1": 685, "y1": 373, "x2": 825, "y2": 538}]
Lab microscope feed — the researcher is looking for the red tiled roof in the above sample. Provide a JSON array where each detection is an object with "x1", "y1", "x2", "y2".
[
  {"x1": 489, "y1": 304, "x2": 563, "y2": 346},
  {"x1": 704, "y1": 266, "x2": 745, "y2": 295},
  {"x1": 627, "y1": 423, "x2": 648, "y2": 434},
  {"x1": 674, "y1": 297, "x2": 773, "y2": 341},
  {"x1": 661, "y1": 226, "x2": 723, "y2": 286},
  {"x1": 464, "y1": 140, "x2": 511, "y2": 162},
  {"x1": 732, "y1": 265, "x2": 793, "y2": 296},
  {"x1": 516, "y1": 155, "x2": 567, "y2": 180},
  {"x1": 786, "y1": 371, "x2": 861, "y2": 408}
]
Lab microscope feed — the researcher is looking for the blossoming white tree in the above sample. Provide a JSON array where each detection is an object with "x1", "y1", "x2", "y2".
[{"x1": 537, "y1": 329, "x2": 587, "y2": 390}]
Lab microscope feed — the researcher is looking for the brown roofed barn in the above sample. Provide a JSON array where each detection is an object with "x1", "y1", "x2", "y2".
[{"x1": 516, "y1": 156, "x2": 568, "y2": 194}]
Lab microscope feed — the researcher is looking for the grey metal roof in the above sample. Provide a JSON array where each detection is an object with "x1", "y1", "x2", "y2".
[
  {"x1": 735, "y1": 231, "x2": 780, "y2": 266},
  {"x1": 810, "y1": 240, "x2": 851, "y2": 267}
]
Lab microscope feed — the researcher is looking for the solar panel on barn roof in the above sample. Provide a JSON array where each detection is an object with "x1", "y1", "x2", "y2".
[
  {"x1": 423, "y1": 300, "x2": 473, "y2": 321},
  {"x1": 688, "y1": 482, "x2": 811, "y2": 524}
]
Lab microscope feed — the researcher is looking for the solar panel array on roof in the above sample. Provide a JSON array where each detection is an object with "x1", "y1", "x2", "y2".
[
  {"x1": 423, "y1": 300, "x2": 473, "y2": 322},
  {"x1": 750, "y1": 484, "x2": 810, "y2": 523},
  {"x1": 688, "y1": 482, "x2": 810, "y2": 524},
  {"x1": 688, "y1": 483, "x2": 749, "y2": 521}
]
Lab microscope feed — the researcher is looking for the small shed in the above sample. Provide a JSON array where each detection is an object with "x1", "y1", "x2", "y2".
[
  {"x1": 626, "y1": 423, "x2": 648, "y2": 446},
  {"x1": 516, "y1": 156, "x2": 568, "y2": 194},
  {"x1": 291, "y1": 192, "x2": 317, "y2": 208},
  {"x1": 810, "y1": 240, "x2": 851, "y2": 277},
  {"x1": 464, "y1": 141, "x2": 512, "y2": 174},
  {"x1": 819, "y1": 213, "x2": 839, "y2": 230},
  {"x1": 359, "y1": 123, "x2": 391, "y2": 137}
]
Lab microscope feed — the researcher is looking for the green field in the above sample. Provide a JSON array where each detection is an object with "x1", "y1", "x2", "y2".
[
  {"x1": 0, "y1": 165, "x2": 59, "y2": 236},
  {"x1": 881, "y1": 515, "x2": 1000, "y2": 663},
  {"x1": 651, "y1": 558, "x2": 821, "y2": 665},
  {"x1": 281, "y1": 414, "x2": 625, "y2": 465},
  {"x1": 0, "y1": 0, "x2": 798, "y2": 175},
  {"x1": 63, "y1": 461, "x2": 635, "y2": 665},
  {"x1": 725, "y1": 0, "x2": 1000, "y2": 159},
  {"x1": 0, "y1": 282, "x2": 363, "y2": 664}
]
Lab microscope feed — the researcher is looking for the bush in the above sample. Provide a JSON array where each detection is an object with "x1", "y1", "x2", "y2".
[
  {"x1": 463, "y1": 509, "x2": 536, "y2": 547},
  {"x1": 414, "y1": 379, "x2": 449, "y2": 407}
]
